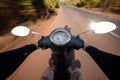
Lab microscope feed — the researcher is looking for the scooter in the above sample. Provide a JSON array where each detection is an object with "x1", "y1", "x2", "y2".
[{"x1": 11, "y1": 21, "x2": 116, "y2": 80}]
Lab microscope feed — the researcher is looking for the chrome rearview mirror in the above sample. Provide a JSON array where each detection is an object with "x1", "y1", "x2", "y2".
[
  {"x1": 90, "y1": 21, "x2": 117, "y2": 34},
  {"x1": 11, "y1": 26, "x2": 42, "y2": 37},
  {"x1": 78, "y1": 21, "x2": 117, "y2": 35},
  {"x1": 11, "y1": 26, "x2": 30, "y2": 37}
]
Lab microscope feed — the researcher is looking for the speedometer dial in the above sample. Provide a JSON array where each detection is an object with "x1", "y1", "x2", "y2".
[
  {"x1": 50, "y1": 28, "x2": 71, "y2": 46},
  {"x1": 52, "y1": 31, "x2": 69, "y2": 42}
]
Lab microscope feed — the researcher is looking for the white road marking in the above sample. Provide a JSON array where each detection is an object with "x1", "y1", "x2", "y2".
[{"x1": 110, "y1": 32, "x2": 120, "y2": 39}]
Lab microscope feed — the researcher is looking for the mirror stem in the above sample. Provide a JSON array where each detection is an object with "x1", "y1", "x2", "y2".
[
  {"x1": 31, "y1": 31, "x2": 43, "y2": 37},
  {"x1": 77, "y1": 29, "x2": 91, "y2": 36},
  {"x1": 110, "y1": 32, "x2": 120, "y2": 39}
]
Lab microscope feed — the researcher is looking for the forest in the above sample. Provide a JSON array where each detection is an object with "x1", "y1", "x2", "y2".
[
  {"x1": 0, "y1": 0, "x2": 59, "y2": 29},
  {"x1": 0, "y1": 0, "x2": 119, "y2": 30},
  {"x1": 63, "y1": 0, "x2": 120, "y2": 13}
]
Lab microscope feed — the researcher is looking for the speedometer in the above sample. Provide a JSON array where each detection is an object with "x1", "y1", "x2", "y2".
[{"x1": 50, "y1": 28, "x2": 71, "y2": 46}]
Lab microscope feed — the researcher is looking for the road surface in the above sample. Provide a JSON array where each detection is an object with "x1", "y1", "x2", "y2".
[
  {"x1": 1, "y1": 5, "x2": 120, "y2": 80},
  {"x1": 67, "y1": 5, "x2": 120, "y2": 36}
]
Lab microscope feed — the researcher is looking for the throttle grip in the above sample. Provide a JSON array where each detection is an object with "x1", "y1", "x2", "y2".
[
  {"x1": 38, "y1": 36, "x2": 53, "y2": 49},
  {"x1": 68, "y1": 36, "x2": 84, "y2": 50}
]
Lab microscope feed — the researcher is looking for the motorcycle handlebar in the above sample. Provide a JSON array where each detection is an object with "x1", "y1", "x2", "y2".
[
  {"x1": 38, "y1": 36, "x2": 84, "y2": 50},
  {"x1": 38, "y1": 36, "x2": 53, "y2": 49}
]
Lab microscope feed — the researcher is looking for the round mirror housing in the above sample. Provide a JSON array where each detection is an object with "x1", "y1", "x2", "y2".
[
  {"x1": 11, "y1": 26, "x2": 30, "y2": 36},
  {"x1": 90, "y1": 21, "x2": 116, "y2": 34}
]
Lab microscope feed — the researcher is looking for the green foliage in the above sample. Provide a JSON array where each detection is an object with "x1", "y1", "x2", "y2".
[
  {"x1": 91, "y1": 0, "x2": 120, "y2": 13},
  {"x1": 44, "y1": 0, "x2": 59, "y2": 9},
  {"x1": 62, "y1": 0, "x2": 78, "y2": 6},
  {"x1": 32, "y1": 0, "x2": 46, "y2": 9},
  {"x1": 109, "y1": 0, "x2": 120, "y2": 14},
  {"x1": 76, "y1": 0, "x2": 95, "y2": 8},
  {"x1": 62, "y1": 0, "x2": 120, "y2": 14},
  {"x1": 76, "y1": 1, "x2": 85, "y2": 7},
  {"x1": 0, "y1": 0, "x2": 60, "y2": 30}
]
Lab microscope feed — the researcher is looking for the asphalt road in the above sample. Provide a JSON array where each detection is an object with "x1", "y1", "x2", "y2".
[
  {"x1": 66, "y1": 5, "x2": 120, "y2": 36},
  {"x1": 4, "y1": 5, "x2": 120, "y2": 80},
  {"x1": 49, "y1": 5, "x2": 120, "y2": 80}
]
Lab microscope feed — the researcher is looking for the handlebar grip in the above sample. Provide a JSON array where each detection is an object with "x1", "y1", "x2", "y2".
[
  {"x1": 68, "y1": 36, "x2": 84, "y2": 50},
  {"x1": 38, "y1": 36, "x2": 52, "y2": 49}
]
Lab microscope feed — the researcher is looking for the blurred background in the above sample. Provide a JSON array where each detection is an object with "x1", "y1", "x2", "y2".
[{"x1": 0, "y1": 0, "x2": 119, "y2": 35}]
